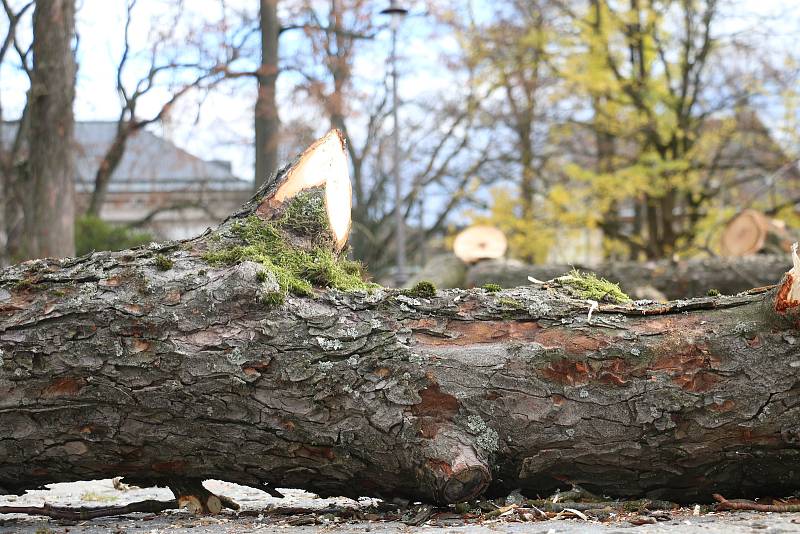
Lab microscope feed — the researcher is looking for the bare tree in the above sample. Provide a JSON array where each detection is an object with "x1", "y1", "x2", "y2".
[
  {"x1": 284, "y1": 0, "x2": 494, "y2": 274},
  {"x1": 85, "y1": 0, "x2": 253, "y2": 217},
  {"x1": 0, "y1": 0, "x2": 33, "y2": 264}
]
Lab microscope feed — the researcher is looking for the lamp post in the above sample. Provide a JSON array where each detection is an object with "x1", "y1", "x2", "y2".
[{"x1": 380, "y1": 1, "x2": 408, "y2": 286}]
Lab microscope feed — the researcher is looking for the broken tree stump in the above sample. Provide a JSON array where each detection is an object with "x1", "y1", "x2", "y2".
[{"x1": 1, "y1": 130, "x2": 800, "y2": 507}]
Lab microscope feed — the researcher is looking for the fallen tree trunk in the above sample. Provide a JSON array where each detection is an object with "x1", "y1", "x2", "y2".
[
  {"x1": 2, "y1": 132, "x2": 800, "y2": 507},
  {"x1": 464, "y1": 256, "x2": 792, "y2": 300}
]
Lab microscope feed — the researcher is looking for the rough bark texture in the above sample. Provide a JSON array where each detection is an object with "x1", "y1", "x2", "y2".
[
  {"x1": 24, "y1": 0, "x2": 77, "y2": 259},
  {"x1": 462, "y1": 256, "x2": 791, "y2": 300},
  {"x1": 2, "y1": 133, "x2": 799, "y2": 504},
  {"x1": 1, "y1": 233, "x2": 799, "y2": 504}
]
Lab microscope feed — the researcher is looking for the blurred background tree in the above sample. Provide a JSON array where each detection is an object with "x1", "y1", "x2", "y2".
[{"x1": 0, "y1": 0, "x2": 797, "y2": 279}]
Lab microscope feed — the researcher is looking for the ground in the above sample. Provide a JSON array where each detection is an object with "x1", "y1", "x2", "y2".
[{"x1": 2, "y1": 480, "x2": 800, "y2": 533}]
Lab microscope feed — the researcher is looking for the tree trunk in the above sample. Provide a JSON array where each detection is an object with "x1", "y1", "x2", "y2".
[
  {"x1": 22, "y1": 0, "x2": 77, "y2": 260},
  {"x1": 464, "y1": 256, "x2": 793, "y2": 300},
  {"x1": 1, "y1": 105, "x2": 30, "y2": 266},
  {"x1": 254, "y1": 0, "x2": 280, "y2": 190},
  {"x1": 2, "y1": 132, "x2": 800, "y2": 507}
]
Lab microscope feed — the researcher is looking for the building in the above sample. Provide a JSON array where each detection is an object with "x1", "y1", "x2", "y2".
[
  {"x1": 2, "y1": 121, "x2": 253, "y2": 241},
  {"x1": 73, "y1": 122, "x2": 252, "y2": 240}
]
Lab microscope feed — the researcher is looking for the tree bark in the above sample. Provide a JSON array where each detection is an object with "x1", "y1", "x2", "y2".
[
  {"x1": 254, "y1": 0, "x2": 280, "y2": 190},
  {"x1": 2, "y1": 253, "x2": 799, "y2": 503},
  {"x1": 23, "y1": 0, "x2": 77, "y2": 259},
  {"x1": 0, "y1": 107, "x2": 30, "y2": 266},
  {"x1": 464, "y1": 256, "x2": 792, "y2": 300},
  {"x1": 2, "y1": 134, "x2": 800, "y2": 506}
]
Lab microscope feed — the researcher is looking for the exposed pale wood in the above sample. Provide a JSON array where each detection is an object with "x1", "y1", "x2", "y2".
[
  {"x1": 720, "y1": 209, "x2": 793, "y2": 257},
  {"x1": 453, "y1": 226, "x2": 507, "y2": 263},
  {"x1": 253, "y1": 129, "x2": 351, "y2": 252}
]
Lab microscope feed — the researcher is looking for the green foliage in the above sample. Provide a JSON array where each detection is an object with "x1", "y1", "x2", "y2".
[
  {"x1": 154, "y1": 254, "x2": 173, "y2": 271},
  {"x1": 405, "y1": 280, "x2": 437, "y2": 298},
  {"x1": 470, "y1": 188, "x2": 555, "y2": 264},
  {"x1": 75, "y1": 216, "x2": 152, "y2": 255},
  {"x1": 561, "y1": 269, "x2": 631, "y2": 303},
  {"x1": 203, "y1": 201, "x2": 377, "y2": 299},
  {"x1": 482, "y1": 283, "x2": 502, "y2": 292},
  {"x1": 550, "y1": 1, "x2": 742, "y2": 259},
  {"x1": 706, "y1": 288, "x2": 721, "y2": 297}
]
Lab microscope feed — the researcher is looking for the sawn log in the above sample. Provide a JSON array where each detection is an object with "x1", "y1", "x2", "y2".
[{"x1": 1, "y1": 131, "x2": 799, "y2": 506}]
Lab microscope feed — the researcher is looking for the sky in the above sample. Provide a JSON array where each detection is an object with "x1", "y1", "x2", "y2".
[{"x1": 0, "y1": 0, "x2": 798, "y2": 184}]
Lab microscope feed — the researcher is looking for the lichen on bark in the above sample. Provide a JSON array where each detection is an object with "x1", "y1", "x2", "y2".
[{"x1": 203, "y1": 191, "x2": 378, "y2": 298}]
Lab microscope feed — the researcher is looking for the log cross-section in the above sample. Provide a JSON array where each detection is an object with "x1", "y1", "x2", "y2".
[{"x1": 1, "y1": 132, "x2": 800, "y2": 505}]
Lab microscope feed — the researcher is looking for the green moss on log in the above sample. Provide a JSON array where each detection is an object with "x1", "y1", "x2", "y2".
[
  {"x1": 404, "y1": 280, "x2": 437, "y2": 298},
  {"x1": 277, "y1": 191, "x2": 330, "y2": 243},
  {"x1": 154, "y1": 254, "x2": 173, "y2": 271},
  {"x1": 259, "y1": 290, "x2": 286, "y2": 307},
  {"x1": 203, "y1": 193, "x2": 378, "y2": 297},
  {"x1": 498, "y1": 297, "x2": 524, "y2": 309},
  {"x1": 482, "y1": 283, "x2": 502, "y2": 293},
  {"x1": 12, "y1": 279, "x2": 34, "y2": 290},
  {"x1": 560, "y1": 269, "x2": 631, "y2": 303}
]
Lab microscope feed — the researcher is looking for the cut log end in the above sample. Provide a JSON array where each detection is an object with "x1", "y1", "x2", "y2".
[
  {"x1": 440, "y1": 465, "x2": 491, "y2": 504},
  {"x1": 721, "y1": 209, "x2": 793, "y2": 257},
  {"x1": 257, "y1": 129, "x2": 352, "y2": 252},
  {"x1": 418, "y1": 430, "x2": 492, "y2": 504},
  {"x1": 453, "y1": 226, "x2": 508, "y2": 264}
]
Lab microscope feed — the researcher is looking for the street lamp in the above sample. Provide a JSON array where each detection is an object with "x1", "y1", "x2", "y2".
[{"x1": 380, "y1": 1, "x2": 408, "y2": 286}]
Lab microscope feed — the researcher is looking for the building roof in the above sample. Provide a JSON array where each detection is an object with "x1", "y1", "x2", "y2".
[{"x1": 1, "y1": 121, "x2": 252, "y2": 193}]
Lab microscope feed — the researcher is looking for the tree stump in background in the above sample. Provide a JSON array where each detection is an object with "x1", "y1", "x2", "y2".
[
  {"x1": 721, "y1": 209, "x2": 794, "y2": 257},
  {"x1": 453, "y1": 225, "x2": 507, "y2": 264}
]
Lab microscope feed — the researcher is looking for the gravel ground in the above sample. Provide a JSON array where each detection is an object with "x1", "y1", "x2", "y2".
[{"x1": 2, "y1": 480, "x2": 800, "y2": 533}]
